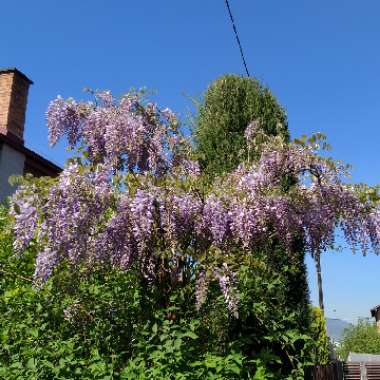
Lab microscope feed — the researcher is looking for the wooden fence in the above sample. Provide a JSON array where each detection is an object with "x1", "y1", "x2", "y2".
[
  {"x1": 305, "y1": 362, "x2": 380, "y2": 380},
  {"x1": 345, "y1": 362, "x2": 380, "y2": 379},
  {"x1": 304, "y1": 362, "x2": 344, "y2": 380}
]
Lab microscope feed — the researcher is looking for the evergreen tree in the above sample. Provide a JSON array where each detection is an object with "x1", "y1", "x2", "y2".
[
  {"x1": 310, "y1": 307, "x2": 330, "y2": 364},
  {"x1": 194, "y1": 74, "x2": 310, "y2": 330},
  {"x1": 195, "y1": 74, "x2": 289, "y2": 179}
]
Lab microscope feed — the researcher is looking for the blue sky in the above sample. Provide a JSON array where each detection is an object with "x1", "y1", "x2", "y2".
[{"x1": 2, "y1": 0, "x2": 380, "y2": 322}]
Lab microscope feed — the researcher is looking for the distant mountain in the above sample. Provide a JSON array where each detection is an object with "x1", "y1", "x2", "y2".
[{"x1": 326, "y1": 318, "x2": 351, "y2": 342}]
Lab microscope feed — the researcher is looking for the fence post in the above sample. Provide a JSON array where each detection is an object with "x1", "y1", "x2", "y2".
[
  {"x1": 339, "y1": 361, "x2": 344, "y2": 380},
  {"x1": 360, "y1": 362, "x2": 367, "y2": 380}
]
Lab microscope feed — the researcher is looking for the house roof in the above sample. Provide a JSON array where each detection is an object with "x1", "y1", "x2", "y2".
[
  {"x1": 0, "y1": 133, "x2": 61, "y2": 177},
  {"x1": 348, "y1": 352, "x2": 380, "y2": 363}
]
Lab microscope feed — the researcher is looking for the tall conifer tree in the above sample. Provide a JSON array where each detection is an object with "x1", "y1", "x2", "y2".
[{"x1": 194, "y1": 74, "x2": 310, "y2": 327}]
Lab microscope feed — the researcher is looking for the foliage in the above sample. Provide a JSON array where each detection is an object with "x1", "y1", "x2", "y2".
[
  {"x1": 0, "y1": 214, "x2": 139, "y2": 378},
  {"x1": 309, "y1": 307, "x2": 330, "y2": 365},
  {"x1": 3, "y1": 87, "x2": 380, "y2": 379},
  {"x1": 194, "y1": 74, "x2": 289, "y2": 179},
  {"x1": 0, "y1": 204, "x2": 317, "y2": 379},
  {"x1": 120, "y1": 307, "x2": 253, "y2": 379},
  {"x1": 337, "y1": 320, "x2": 380, "y2": 360},
  {"x1": 0, "y1": 222, "x2": 255, "y2": 379}
]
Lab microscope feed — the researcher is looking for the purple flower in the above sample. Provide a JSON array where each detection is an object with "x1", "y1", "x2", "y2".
[
  {"x1": 46, "y1": 96, "x2": 81, "y2": 147},
  {"x1": 46, "y1": 92, "x2": 180, "y2": 176},
  {"x1": 10, "y1": 186, "x2": 39, "y2": 254},
  {"x1": 130, "y1": 190, "x2": 156, "y2": 247},
  {"x1": 11, "y1": 90, "x2": 380, "y2": 312},
  {"x1": 195, "y1": 270, "x2": 209, "y2": 309},
  {"x1": 34, "y1": 248, "x2": 59, "y2": 284},
  {"x1": 202, "y1": 195, "x2": 230, "y2": 246},
  {"x1": 215, "y1": 263, "x2": 238, "y2": 317}
]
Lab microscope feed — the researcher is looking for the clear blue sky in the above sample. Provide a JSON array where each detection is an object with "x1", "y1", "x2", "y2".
[{"x1": 2, "y1": 0, "x2": 380, "y2": 322}]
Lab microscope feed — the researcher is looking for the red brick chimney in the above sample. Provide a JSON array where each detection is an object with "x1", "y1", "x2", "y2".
[{"x1": 0, "y1": 68, "x2": 33, "y2": 144}]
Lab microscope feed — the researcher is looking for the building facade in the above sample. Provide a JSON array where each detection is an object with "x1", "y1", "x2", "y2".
[{"x1": 0, "y1": 68, "x2": 61, "y2": 202}]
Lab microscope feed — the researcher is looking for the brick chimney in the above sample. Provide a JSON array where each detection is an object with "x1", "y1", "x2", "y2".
[{"x1": 0, "y1": 68, "x2": 33, "y2": 144}]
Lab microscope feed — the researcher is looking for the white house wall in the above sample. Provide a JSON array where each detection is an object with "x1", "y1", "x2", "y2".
[{"x1": 0, "y1": 144, "x2": 25, "y2": 203}]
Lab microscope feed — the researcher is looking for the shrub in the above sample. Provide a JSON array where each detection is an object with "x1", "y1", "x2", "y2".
[
  {"x1": 337, "y1": 320, "x2": 380, "y2": 360},
  {"x1": 0, "y1": 205, "x2": 316, "y2": 379},
  {"x1": 309, "y1": 307, "x2": 330, "y2": 365},
  {"x1": 3, "y1": 87, "x2": 379, "y2": 379}
]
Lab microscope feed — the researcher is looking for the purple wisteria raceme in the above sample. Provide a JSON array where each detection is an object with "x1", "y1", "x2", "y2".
[
  {"x1": 195, "y1": 270, "x2": 209, "y2": 309},
  {"x1": 180, "y1": 159, "x2": 201, "y2": 178},
  {"x1": 47, "y1": 96, "x2": 82, "y2": 147},
  {"x1": 215, "y1": 263, "x2": 239, "y2": 317},
  {"x1": 130, "y1": 189, "x2": 156, "y2": 248},
  {"x1": 34, "y1": 248, "x2": 59, "y2": 284},
  {"x1": 364, "y1": 210, "x2": 380, "y2": 255},
  {"x1": 229, "y1": 199, "x2": 266, "y2": 249},
  {"x1": 95, "y1": 195, "x2": 137, "y2": 269},
  {"x1": 172, "y1": 193, "x2": 203, "y2": 244},
  {"x1": 10, "y1": 185, "x2": 39, "y2": 254},
  {"x1": 202, "y1": 195, "x2": 230, "y2": 247},
  {"x1": 46, "y1": 92, "x2": 180, "y2": 175},
  {"x1": 158, "y1": 191, "x2": 203, "y2": 248}
]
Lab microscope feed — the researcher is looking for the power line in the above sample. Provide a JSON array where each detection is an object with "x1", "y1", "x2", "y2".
[{"x1": 224, "y1": 0, "x2": 250, "y2": 77}]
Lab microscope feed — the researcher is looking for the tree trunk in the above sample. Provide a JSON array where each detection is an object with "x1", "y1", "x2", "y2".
[{"x1": 315, "y1": 252, "x2": 324, "y2": 313}]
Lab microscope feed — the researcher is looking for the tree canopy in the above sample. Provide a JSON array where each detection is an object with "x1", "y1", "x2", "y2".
[
  {"x1": 195, "y1": 74, "x2": 289, "y2": 179},
  {"x1": 337, "y1": 320, "x2": 380, "y2": 360}
]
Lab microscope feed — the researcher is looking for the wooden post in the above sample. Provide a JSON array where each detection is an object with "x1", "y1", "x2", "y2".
[{"x1": 360, "y1": 362, "x2": 367, "y2": 380}]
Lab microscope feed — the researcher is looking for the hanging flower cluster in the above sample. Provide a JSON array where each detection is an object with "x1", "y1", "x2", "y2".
[
  {"x1": 46, "y1": 91, "x2": 187, "y2": 175},
  {"x1": 11, "y1": 91, "x2": 380, "y2": 314}
]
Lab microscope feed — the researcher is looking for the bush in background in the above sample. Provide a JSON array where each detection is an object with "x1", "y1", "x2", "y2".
[{"x1": 337, "y1": 320, "x2": 380, "y2": 360}]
